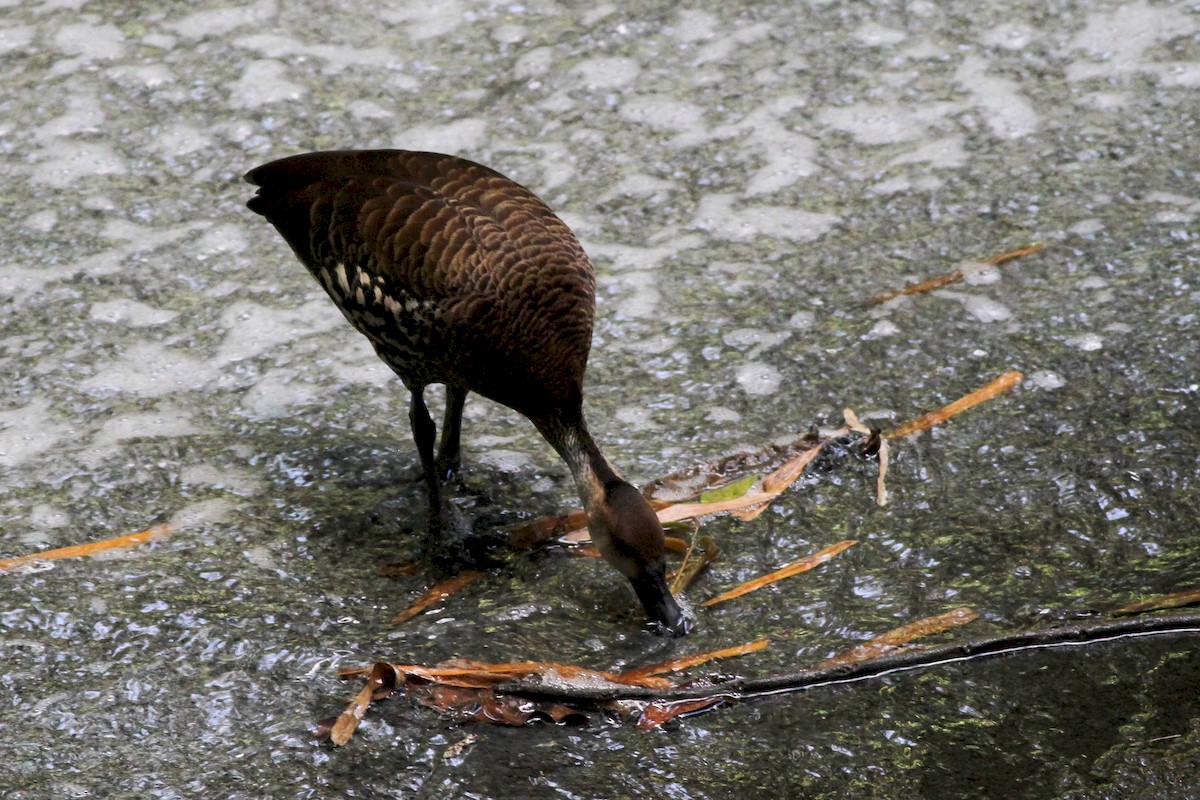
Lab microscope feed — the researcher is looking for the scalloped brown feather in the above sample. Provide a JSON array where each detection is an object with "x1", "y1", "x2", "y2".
[{"x1": 245, "y1": 150, "x2": 594, "y2": 417}]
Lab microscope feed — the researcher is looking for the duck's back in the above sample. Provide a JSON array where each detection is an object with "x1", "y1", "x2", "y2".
[{"x1": 245, "y1": 150, "x2": 596, "y2": 415}]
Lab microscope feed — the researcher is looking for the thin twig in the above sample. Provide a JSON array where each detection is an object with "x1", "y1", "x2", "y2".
[{"x1": 862, "y1": 243, "x2": 1045, "y2": 307}]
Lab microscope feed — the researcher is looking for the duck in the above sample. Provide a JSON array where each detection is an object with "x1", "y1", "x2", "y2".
[{"x1": 244, "y1": 149, "x2": 688, "y2": 634}]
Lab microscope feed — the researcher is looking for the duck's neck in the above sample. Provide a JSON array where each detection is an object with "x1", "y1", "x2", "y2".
[
  {"x1": 533, "y1": 405, "x2": 686, "y2": 633},
  {"x1": 533, "y1": 407, "x2": 621, "y2": 510}
]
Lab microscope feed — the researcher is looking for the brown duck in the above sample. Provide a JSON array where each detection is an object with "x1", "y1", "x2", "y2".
[{"x1": 244, "y1": 149, "x2": 687, "y2": 633}]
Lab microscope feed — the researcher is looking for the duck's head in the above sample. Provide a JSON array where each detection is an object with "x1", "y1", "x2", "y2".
[{"x1": 587, "y1": 480, "x2": 691, "y2": 635}]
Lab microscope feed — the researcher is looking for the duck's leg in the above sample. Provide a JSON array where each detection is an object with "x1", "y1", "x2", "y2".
[
  {"x1": 408, "y1": 386, "x2": 442, "y2": 527},
  {"x1": 435, "y1": 386, "x2": 499, "y2": 536},
  {"x1": 436, "y1": 385, "x2": 467, "y2": 482},
  {"x1": 409, "y1": 386, "x2": 471, "y2": 567}
]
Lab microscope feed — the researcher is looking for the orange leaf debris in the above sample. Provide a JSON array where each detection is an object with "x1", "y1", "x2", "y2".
[
  {"x1": 388, "y1": 570, "x2": 486, "y2": 625},
  {"x1": 733, "y1": 445, "x2": 826, "y2": 521},
  {"x1": 701, "y1": 540, "x2": 858, "y2": 607},
  {"x1": 0, "y1": 525, "x2": 172, "y2": 572},
  {"x1": 654, "y1": 492, "x2": 781, "y2": 525},
  {"x1": 331, "y1": 662, "x2": 399, "y2": 746},
  {"x1": 381, "y1": 659, "x2": 673, "y2": 690},
  {"x1": 621, "y1": 638, "x2": 770, "y2": 680},
  {"x1": 983, "y1": 242, "x2": 1047, "y2": 266},
  {"x1": 636, "y1": 697, "x2": 726, "y2": 730},
  {"x1": 817, "y1": 607, "x2": 979, "y2": 668},
  {"x1": 1113, "y1": 588, "x2": 1200, "y2": 616},
  {"x1": 886, "y1": 371, "x2": 1024, "y2": 439}
]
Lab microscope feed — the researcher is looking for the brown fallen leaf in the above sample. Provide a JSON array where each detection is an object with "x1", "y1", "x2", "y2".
[
  {"x1": 861, "y1": 270, "x2": 960, "y2": 307},
  {"x1": 642, "y1": 431, "x2": 826, "y2": 503},
  {"x1": 701, "y1": 540, "x2": 858, "y2": 607},
  {"x1": 886, "y1": 371, "x2": 1024, "y2": 439},
  {"x1": 861, "y1": 243, "x2": 1045, "y2": 307},
  {"x1": 817, "y1": 607, "x2": 979, "y2": 668},
  {"x1": 507, "y1": 509, "x2": 588, "y2": 549},
  {"x1": 331, "y1": 662, "x2": 400, "y2": 746},
  {"x1": 843, "y1": 407, "x2": 871, "y2": 434},
  {"x1": 311, "y1": 716, "x2": 339, "y2": 741},
  {"x1": 556, "y1": 490, "x2": 786, "y2": 544},
  {"x1": 755, "y1": 456, "x2": 812, "y2": 497},
  {"x1": 0, "y1": 525, "x2": 172, "y2": 573},
  {"x1": 329, "y1": 655, "x2": 677, "y2": 742},
  {"x1": 1112, "y1": 588, "x2": 1200, "y2": 616},
  {"x1": 620, "y1": 638, "x2": 770, "y2": 680},
  {"x1": 520, "y1": 426, "x2": 851, "y2": 548},
  {"x1": 389, "y1": 570, "x2": 486, "y2": 625},
  {"x1": 636, "y1": 697, "x2": 727, "y2": 730},
  {"x1": 840, "y1": 408, "x2": 889, "y2": 505},
  {"x1": 374, "y1": 659, "x2": 674, "y2": 690},
  {"x1": 985, "y1": 242, "x2": 1046, "y2": 266},
  {"x1": 654, "y1": 492, "x2": 786, "y2": 525},
  {"x1": 417, "y1": 684, "x2": 588, "y2": 726},
  {"x1": 515, "y1": 369, "x2": 1017, "y2": 554},
  {"x1": 330, "y1": 641, "x2": 767, "y2": 739}
]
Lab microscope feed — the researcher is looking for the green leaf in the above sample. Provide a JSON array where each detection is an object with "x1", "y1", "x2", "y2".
[{"x1": 699, "y1": 474, "x2": 760, "y2": 504}]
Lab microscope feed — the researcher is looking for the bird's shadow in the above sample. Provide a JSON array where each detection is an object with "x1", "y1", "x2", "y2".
[{"x1": 262, "y1": 432, "x2": 570, "y2": 572}]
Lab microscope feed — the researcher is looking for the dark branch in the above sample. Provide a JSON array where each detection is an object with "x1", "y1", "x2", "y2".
[{"x1": 494, "y1": 612, "x2": 1200, "y2": 704}]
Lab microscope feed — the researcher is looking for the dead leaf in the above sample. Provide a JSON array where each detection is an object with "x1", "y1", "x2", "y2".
[
  {"x1": 329, "y1": 655, "x2": 676, "y2": 739},
  {"x1": 843, "y1": 408, "x2": 870, "y2": 434},
  {"x1": 636, "y1": 697, "x2": 726, "y2": 730},
  {"x1": 381, "y1": 659, "x2": 673, "y2": 690},
  {"x1": 389, "y1": 570, "x2": 486, "y2": 625},
  {"x1": 560, "y1": 490, "x2": 790, "y2": 545},
  {"x1": 817, "y1": 607, "x2": 979, "y2": 667},
  {"x1": 669, "y1": 534, "x2": 719, "y2": 594},
  {"x1": 621, "y1": 638, "x2": 769, "y2": 680},
  {"x1": 735, "y1": 445, "x2": 826, "y2": 521},
  {"x1": 331, "y1": 662, "x2": 399, "y2": 746},
  {"x1": 886, "y1": 371, "x2": 1024, "y2": 439},
  {"x1": 984, "y1": 242, "x2": 1046, "y2": 266},
  {"x1": 642, "y1": 431, "x2": 826, "y2": 503},
  {"x1": 875, "y1": 437, "x2": 890, "y2": 507},
  {"x1": 654, "y1": 492, "x2": 785, "y2": 525},
  {"x1": 701, "y1": 540, "x2": 858, "y2": 607},
  {"x1": 311, "y1": 716, "x2": 338, "y2": 742},
  {"x1": 1113, "y1": 588, "x2": 1200, "y2": 616},
  {"x1": 0, "y1": 525, "x2": 172, "y2": 573}
]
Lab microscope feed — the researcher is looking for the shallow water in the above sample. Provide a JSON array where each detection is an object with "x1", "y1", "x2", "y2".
[{"x1": 2, "y1": 1, "x2": 1199, "y2": 798}]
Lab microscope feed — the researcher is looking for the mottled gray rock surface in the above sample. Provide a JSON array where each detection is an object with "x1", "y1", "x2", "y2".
[{"x1": 2, "y1": 2, "x2": 1198, "y2": 798}]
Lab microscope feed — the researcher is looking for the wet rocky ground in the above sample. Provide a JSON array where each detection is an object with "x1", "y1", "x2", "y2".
[{"x1": 2, "y1": 1, "x2": 1198, "y2": 798}]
